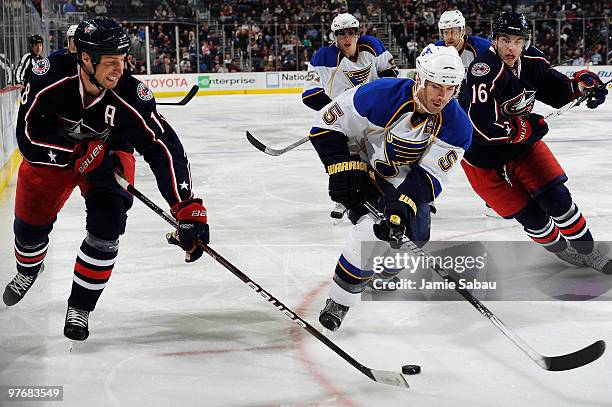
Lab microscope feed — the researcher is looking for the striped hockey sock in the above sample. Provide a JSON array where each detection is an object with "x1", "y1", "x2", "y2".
[
  {"x1": 14, "y1": 237, "x2": 48, "y2": 277},
  {"x1": 69, "y1": 235, "x2": 118, "y2": 311},
  {"x1": 552, "y1": 203, "x2": 594, "y2": 254},
  {"x1": 524, "y1": 218, "x2": 566, "y2": 252}
]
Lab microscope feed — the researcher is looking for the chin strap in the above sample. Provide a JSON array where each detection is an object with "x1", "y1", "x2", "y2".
[
  {"x1": 413, "y1": 80, "x2": 432, "y2": 115},
  {"x1": 78, "y1": 60, "x2": 104, "y2": 90}
]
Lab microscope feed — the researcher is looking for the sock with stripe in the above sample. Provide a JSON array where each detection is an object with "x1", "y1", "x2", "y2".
[{"x1": 68, "y1": 233, "x2": 118, "y2": 312}]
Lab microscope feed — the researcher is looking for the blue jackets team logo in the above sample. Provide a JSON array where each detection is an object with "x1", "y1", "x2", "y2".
[
  {"x1": 344, "y1": 64, "x2": 372, "y2": 87},
  {"x1": 374, "y1": 131, "x2": 429, "y2": 178},
  {"x1": 471, "y1": 62, "x2": 490, "y2": 77},
  {"x1": 501, "y1": 89, "x2": 536, "y2": 117},
  {"x1": 137, "y1": 82, "x2": 153, "y2": 101},
  {"x1": 32, "y1": 58, "x2": 50, "y2": 75}
]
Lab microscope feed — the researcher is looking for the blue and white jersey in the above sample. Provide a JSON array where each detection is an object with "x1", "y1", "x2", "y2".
[
  {"x1": 435, "y1": 35, "x2": 491, "y2": 70},
  {"x1": 302, "y1": 35, "x2": 398, "y2": 111},
  {"x1": 310, "y1": 78, "x2": 472, "y2": 203}
]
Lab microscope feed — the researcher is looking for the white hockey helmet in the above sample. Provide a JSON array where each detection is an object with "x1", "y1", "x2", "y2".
[
  {"x1": 67, "y1": 25, "x2": 78, "y2": 38},
  {"x1": 415, "y1": 44, "x2": 464, "y2": 96},
  {"x1": 331, "y1": 13, "x2": 360, "y2": 34},
  {"x1": 438, "y1": 10, "x2": 465, "y2": 37}
]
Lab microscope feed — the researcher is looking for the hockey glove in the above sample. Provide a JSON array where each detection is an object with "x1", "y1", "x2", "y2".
[
  {"x1": 169, "y1": 198, "x2": 209, "y2": 262},
  {"x1": 572, "y1": 70, "x2": 607, "y2": 109},
  {"x1": 508, "y1": 113, "x2": 548, "y2": 144},
  {"x1": 71, "y1": 140, "x2": 106, "y2": 174},
  {"x1": 372, "y1": 192, "x2": 417, "y2": 245},
  {"x1": 327, "y1": 157, "x2": 372, "y2": 210}
]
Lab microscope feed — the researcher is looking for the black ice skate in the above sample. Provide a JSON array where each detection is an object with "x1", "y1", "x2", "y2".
[
  {"x1": 582, "y1": 248, "x2": 612, "y2": 275},
  {"x1": 64, "y1": 306, "x2": 90, "y2": 341},
  {"x1": 319, "y1": 298, "x2": 349, "y2": 332},
  {"x1": 3, "y1": 265, "x2": 44, "y2": 306}
]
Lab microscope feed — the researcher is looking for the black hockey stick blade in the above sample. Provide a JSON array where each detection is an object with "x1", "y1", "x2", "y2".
[
  {"x1": 246, "y1": 131, "x2": 275, "y2": 154},
  {"x1": 246, "y1": 131, "x2": 310, "y2": 156},
  {"x1": 158, "y1": 85, "x2": 199, "y2": 106},
  {"x1": 113, "y1": 171, "x2": 410, "y2": 389},
  {"x1": 543, "y1": 340, "x2": 605, "y2": 371}
]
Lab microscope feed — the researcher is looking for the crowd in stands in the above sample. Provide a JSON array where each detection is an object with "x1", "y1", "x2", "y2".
[{"x1": 49, "y1": 0, "x2": 610, "y2": 73}]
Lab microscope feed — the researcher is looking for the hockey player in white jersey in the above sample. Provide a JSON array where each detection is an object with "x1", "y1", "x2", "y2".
[
  {"x1": 309, "y1": 44, "x2": 472, "y2": 331},
  {"x1": 435, "y1": 10, "x2": 490, "y2": 71},
  {"x1": 301, "y1": 13, "x2": 399, "y2": 111},
  {"x1": 303, "y1": 13, "x2": 398, "y2": 219}
]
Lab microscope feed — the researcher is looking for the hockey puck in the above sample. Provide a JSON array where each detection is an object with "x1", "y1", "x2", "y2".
[{"x1": 402, "y1": 364, "x2": 421, "y2": 375}]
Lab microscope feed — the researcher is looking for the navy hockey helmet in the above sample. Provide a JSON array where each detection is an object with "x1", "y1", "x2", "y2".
[
  {"x1": 74, "y1": 17, "x2": 130, "y2": 65},
  {"x1": 28, "y1": 34, "x2": 43, "y2": 46},
  {"x1": 492, "y1": 11, "x2": 531, "y2": 48}
]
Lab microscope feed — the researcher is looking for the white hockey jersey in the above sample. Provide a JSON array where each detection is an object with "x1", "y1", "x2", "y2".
[
  {"x1": 310, "y1": 78, "x2": 472, "y2": 203},
  {"x1": 302, "y1": 35, "x2": 398, "y2": 111}
]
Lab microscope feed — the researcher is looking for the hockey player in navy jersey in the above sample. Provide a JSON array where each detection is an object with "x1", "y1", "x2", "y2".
[
  {"x1": 309, "y1": 44, "x2": 472, "y2": 331},
  {"x1": 302, "y1": 13, "x2": 398, "y2": 219},
  {"x1": 434, "y1": 10, "x2": 490, "y2": 110},
  {"x1": 461, "y1": 11, "x2": 611, "y2": 274},
  {"x1": 301, "y1": 13, "x2": 398, "y2": 111},
  {"x1": 2, "y1": 17, "x2": 210, "y2": 341}
]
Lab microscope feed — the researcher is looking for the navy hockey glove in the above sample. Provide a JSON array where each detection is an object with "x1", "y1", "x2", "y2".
[
  {"x1": 508, "y1": 113, "x2": 548, "y2": 144},
  {"x1": 71, "y1": 140, "x2": 106, "y2": 174},
  {"x1": 169, "y1": 198, "x2": 209, "y2": 262},
  {"x1": 372, "y1": 192, "x2": 417, "y2": 245},
  {"x1": 572, "y1": 70, "x2": 607, "y2": 109},
  {"x1": 327, "y1": 157, "x2": 372, "y2": 210}
]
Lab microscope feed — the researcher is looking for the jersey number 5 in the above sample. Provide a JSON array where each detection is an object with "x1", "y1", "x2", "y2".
[
  {"x1": 471, "y1": 83, "x2": 488, "y2": 103},
  {"x1": 323, "y1": 102, "x2": 344, "y2": 125},
  {"x1": 438, "y1": 150, "x2": 458, "y2": 172}
]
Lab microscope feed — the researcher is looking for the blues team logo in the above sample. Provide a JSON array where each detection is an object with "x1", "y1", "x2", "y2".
[
  {"x1": 501, "y1": 89, "x2": 536, "y2": 117},
  {"x1": 32, "y1": 58, "x2": 50, "y2": 75},
  {"x1": 344, "y1": 64, "x2": 372, "y2": 87},
  {"x1": 471, "y1": 62, "x2": 490, "y2": 77},
  {"x1": 374, "y1": 131, "x2": 429, "y2": 178},
  {"x1": 137, "y1": 82, "x2": 153, "y2": 101}
]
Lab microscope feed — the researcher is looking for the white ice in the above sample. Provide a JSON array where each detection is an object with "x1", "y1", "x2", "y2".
[{"x1": 1, "y1": 93, "x2": 611, "y2": 407}]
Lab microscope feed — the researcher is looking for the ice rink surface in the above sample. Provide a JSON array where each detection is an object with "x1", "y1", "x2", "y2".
[{"x1": 1, "y1": 91, "x2": 611, "y2": 406}]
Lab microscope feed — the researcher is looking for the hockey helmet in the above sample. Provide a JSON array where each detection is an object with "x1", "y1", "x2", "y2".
[
  {"x1": 492, "y1": 11, "x2": 531, "y2": 49},
  {"x1": 74, "y1": 17, "x2": 130, "y2": 65},
  {"x1": 28, "y1": 34, "x2": 43, "y2": 46},
  {"x1": 438, "y1": 10, "x2": 465, "y2": 37},
  {"x1": 331, "y1": 13, "x2": 359, "y2": 34},
  {"x1": 415, "y1": 44, "x2": 464, "y2": 96}
]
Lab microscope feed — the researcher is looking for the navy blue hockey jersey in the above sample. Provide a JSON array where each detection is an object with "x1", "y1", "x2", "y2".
[
  {"x1": 16, "y1": 53, "x2": 194, "y2": 206},
  {"x1": 463, "y1": 46, "x2": 579, "y2": 168}
]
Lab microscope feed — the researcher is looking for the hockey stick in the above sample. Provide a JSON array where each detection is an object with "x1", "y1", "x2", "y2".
[
  {"x1": 363, "y1": 201, "x2": 605, "y2": 371},
  {"x1": 545, "y1": 79, "x2": 611, "y2": 120},
  {"x1": 157, "y1": 85, "x2": 199, "y2": 106},
  {"x1": 113, "y1": 172, "x2": 410, "y2": 389},
  {"x1": 246, "y1": 131, "x2": 309, "y2": 156}
]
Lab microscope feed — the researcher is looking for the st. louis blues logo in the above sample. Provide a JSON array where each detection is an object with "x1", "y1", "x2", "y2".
[
  {"x1": 32, "y1": 58, "x2": 50, "y2": 75},
  {"x1": 137, "y1": 82, "x2": 153, "y2": 101},
  {"x1": 344, "y1": 64, "x2": 372, "y2": 87},
  {"x1": 374, "y1": 131, "x2": 429, "y2": 178},
  {"x1": 500, "y1": 89, "x2": 536, "y2": 117}
]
